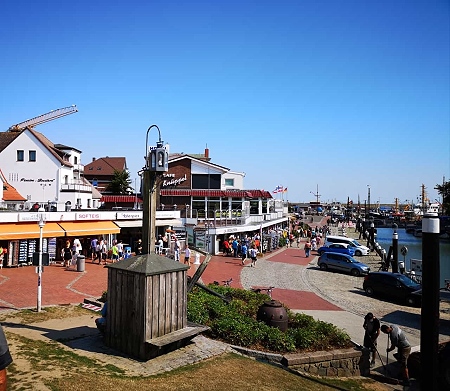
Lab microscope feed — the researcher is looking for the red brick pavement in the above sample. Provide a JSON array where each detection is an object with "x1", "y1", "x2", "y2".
[{"x1": 0, "y1": 215, "x2": 338, "y2": 312}]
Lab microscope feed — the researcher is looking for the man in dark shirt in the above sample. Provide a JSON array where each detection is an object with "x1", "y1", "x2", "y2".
[
  {"x1": 363, "y1": 312, "x2": 380, "y2": 367},
  {"x1": 0, "y1": 324, "x2": 12, "y2": 390}
]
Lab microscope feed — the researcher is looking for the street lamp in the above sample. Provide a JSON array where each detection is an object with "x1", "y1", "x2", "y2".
[
  {"x1": 142, "y1": 124, "x2": 168, "y2": 255},
  {"x1": 37, "y1": 207, "x2": 46, "y2": 312},
  {"x1": 367, "y1": 185, "x2": 370, "y2": 218}
]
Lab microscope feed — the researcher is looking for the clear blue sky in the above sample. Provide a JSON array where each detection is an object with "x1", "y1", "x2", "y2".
[{"x1": 1, "y1": 0, "x2": 448, "y2": 206}]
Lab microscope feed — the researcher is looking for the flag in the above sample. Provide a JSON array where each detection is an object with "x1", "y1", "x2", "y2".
[
  {"x1": 273, "y1": 185, "x2": 283, "y2": 194},
  {"x1": 283, "y1": 187, "x2": 288, "y2": 193}
]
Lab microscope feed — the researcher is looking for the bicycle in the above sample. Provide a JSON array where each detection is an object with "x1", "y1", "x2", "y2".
[
  {"x1": 213, "y1": 278, "x2": 233, "y2": 287},
  {"x1": 378, "y1": 262, "x2": 389, "y2": 272},
  {"x1": 251, "y1": 286, "x2": 274, "y2": 299}
]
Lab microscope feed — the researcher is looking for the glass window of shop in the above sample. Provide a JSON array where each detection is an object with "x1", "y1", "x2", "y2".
[
  {"x1": 231, "y1": 198, "x2": 242, "y2": 211},
  {"x1": 262, "y1": 200, "x2": 267, "y2": 213},
  {"x1": 207, "y1": 197, "x2": 220, "y2": 218},
  {"x1": 250, "y1": 200, "x2": 259, "y2": 214},
  {"x1": 192, "y1": 198, "x2": 206, "y2": 218}
]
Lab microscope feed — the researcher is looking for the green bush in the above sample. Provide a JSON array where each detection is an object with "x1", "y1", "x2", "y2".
[{"x1": 187, "y1": 285, "x2": 352, "y2": 353}]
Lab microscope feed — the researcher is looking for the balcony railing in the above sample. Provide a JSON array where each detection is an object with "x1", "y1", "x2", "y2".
[
  {"x1": 60, "y1": 182, "x2": 91, "y2": 192},
  {"x1": 72, "y1": 164, "x2": 84, "y2": 172}
]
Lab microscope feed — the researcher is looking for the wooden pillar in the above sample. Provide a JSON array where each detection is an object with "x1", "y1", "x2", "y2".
[{"x1": 142, "y1": 169, "x2": 157, "y2": 255}]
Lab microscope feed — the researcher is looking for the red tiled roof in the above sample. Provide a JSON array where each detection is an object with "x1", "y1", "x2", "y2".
[
  {"x1": 85, "y1": 157, "x2": 127, "y2": 177},
  {"x1": 0, "y1": 170, "x2": 27, "y2": 201}
]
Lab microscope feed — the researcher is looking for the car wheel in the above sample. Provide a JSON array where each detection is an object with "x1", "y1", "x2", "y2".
[
  {"x1": 319, "y1": 263, "x2": 328, "y2": 271},
  {"x1": 365, "y1": 286, "x2": 374, "y2": 296},
  {"x1": 406, "y1": 295, "x2": 416, "y2": 306},
  {"x1": 350, "y1": 268, "x2": 360, "y2": 277},
  {"x1": 355, "y1": 250, "x2": 362, "y2": 256}
]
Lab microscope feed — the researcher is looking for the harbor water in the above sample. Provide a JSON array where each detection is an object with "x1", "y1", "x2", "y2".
[{"x1": 374, "y1": 227, "x2": 450, "y2": 287}]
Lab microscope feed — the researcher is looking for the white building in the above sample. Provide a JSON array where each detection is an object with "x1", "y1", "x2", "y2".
[{"x1": 0, "y1": 127, "x2": 99, "y2": 211}]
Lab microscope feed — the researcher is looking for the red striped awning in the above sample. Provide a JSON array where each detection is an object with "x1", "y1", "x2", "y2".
[{"x1": 101, "y1": 195, "x2": 142, "y2": 203}]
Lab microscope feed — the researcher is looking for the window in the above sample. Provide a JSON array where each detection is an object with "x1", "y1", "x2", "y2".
[
  {"x1": 17, "y1": 150, "x2": 24, "y2": 161},
  {"x1": 192, "y1": 174, "x2": 221, "y2": 189},
  {"x1": 29, "y1": 150, "x2": 36, "y2": 162},
  {"x1": 224, "y1": 178, "x2": 234, "y2": 186},
  {"x1": 74, "y1": 156, "x2": 78, "y2": 164}
]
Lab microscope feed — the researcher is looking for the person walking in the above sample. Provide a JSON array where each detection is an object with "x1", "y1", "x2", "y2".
[
  {"x1": 241, "y1": 242, "x2": 248, "y2": 265},
  {"x1": 116, "y1": 240, "x2": 124, "y2": 260},
  {"x1": 90, "y1": 237, "x2": 98, "y2": 260},
  {"x1": 304, "y1": 240, "x2": 311, "y2": 257},
  {"x1": 134, "y1": 239, "x2": 143, "y2": 255},
  {"x1": 249, "y1": 245, "x2": 258, "y2": 267},
  {"x1": 184, "y1": 244, "x2": 191, "y2": 266},
  {"x1": 174, "y1": 238, "x2": 181, "y2": 262},
  {"x1": 111, "y1": 242, "x2": 119, "y2": 263},
  {"x1": 363, "y1": 312, "x2": 380, "y2": 367},
  {"x1": 62, "y1": 241, "x2": 72, "y2": 268},
  {"x1": 381, "y1": 324, "x2": 411, "y2": 386}
]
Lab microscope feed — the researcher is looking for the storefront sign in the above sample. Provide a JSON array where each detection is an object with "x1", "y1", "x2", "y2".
[
  {"x1": 20, "y1": 178, "x2": 55, "y2": 183},
  {"x1": 76, "y1": 212, "x2": 101, "y2": 220},
  {"x1": 162, "y1": 173, "x2": 187, "y2": 187},
  {"x1": 116, "y1": 212, "x2": 142, "y2": 220},
  {"x1": 18, "y1": 213, "x2": 41, "y2": 222}
]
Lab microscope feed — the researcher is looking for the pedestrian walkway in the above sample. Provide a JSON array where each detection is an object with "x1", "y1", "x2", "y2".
[{"x1": 0, "y1": 216, "x2": 419, "y2": 389}]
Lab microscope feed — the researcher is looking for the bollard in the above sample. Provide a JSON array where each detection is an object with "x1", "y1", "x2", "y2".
[{"x1": 193, "y1": 253, "x2": 201, "y2": 265}]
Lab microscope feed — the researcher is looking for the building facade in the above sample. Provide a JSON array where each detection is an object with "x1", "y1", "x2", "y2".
[{"x1": 0, "y1": 128, "x2": 98, "y2": 211}]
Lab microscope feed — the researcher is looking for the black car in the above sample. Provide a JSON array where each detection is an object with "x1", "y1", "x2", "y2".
[{"x1": 363, "y1": 272, "x2": 421, "y2": 306}]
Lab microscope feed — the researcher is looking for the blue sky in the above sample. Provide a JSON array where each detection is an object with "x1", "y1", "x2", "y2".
[{"x1": 0, "y1": 0, "x2": 448, "y2": 206}]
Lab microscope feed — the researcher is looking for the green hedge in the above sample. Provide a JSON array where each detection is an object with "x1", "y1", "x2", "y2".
[{"x1": 187, "y1": 286, "x2": 352, "y2": 353}]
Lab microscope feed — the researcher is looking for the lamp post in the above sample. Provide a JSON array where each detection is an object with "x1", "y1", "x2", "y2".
[
  {"x1": 142, "y1": 124, "x2": 168, "y2": 255},
  {"x1": 37, "y1": 207, "x2": 46, "y2": 312},
  {"x1": 367, "y1": 185, "x2": 370, "y2": 218}
]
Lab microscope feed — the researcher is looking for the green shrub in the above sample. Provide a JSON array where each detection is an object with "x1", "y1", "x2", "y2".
[{"x1": 187, "y1": 285, "x2": 351, "y2": 353}]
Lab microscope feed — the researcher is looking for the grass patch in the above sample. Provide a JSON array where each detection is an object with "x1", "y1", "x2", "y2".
[
  {"x1": 0, "y1": 305, "x2": 91, "y2": 324},
  {"x1": 41, "y1": 353, "x2": 379, "y2": 391}
]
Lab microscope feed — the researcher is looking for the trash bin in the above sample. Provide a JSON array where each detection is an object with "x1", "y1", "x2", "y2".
[{"x1": 77, "y1": 255, "x2": 85, "y2": 272}]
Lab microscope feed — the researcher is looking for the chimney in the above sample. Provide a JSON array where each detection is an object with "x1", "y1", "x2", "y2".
[
  {"x1": 204, "y1": 148, "x2": 209, "y2": 159},
  {"x1": 92, "y1": 157, "x2": 96, "y2": 162}
]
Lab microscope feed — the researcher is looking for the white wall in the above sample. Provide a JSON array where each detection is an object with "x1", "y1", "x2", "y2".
[{"x1": 0, "y1": 130, "x2": 94, "y2": 210}]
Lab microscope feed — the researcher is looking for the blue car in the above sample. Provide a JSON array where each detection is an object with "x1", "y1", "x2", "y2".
[
  {"x1": 318, "y1": 252, "x2": 370, "y2": 276},
  {"x1": 317, "y1": 243, "x2": 355, "y2": 256}
]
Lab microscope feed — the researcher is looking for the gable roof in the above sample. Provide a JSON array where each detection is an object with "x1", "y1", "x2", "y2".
[
  {"x1": 0, "y1": 169, "x2": 27, "y2": 201},
  {"x1": 0, "y1": 128, "x2": 73, "y2": 167},
  {"x1": 84, "y1": 157, "x2": 127, "y2": 176},
  {"x1": 168, "y1": 154, "x2": 229, "y2": 172},
  {"x1": 0, "y1": 132, "x2": 21, "y2": 153}
]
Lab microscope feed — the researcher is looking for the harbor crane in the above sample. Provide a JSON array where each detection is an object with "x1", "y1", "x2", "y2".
[{"x1": 8, "y1": 105, "x2": 78, "y2": 132}]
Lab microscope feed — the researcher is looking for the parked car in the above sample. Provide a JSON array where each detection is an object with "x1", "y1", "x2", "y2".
[
  {"x1": 317, "y1": 252, "x2": 370, "y2": 276},
  {"x1": 363, "y1": 272, "x2": 421, "y2": 306},
  {"x1": 323, "y1": 235, "x2": 370, "y2": 256},
  {"x1": 317, "y1": 243, "x2": 355, "y2": 256}
]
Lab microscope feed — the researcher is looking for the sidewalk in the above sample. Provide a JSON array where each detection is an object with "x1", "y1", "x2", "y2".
[{"x1": 0, "y1": 219, "x2": 420, "y2": 389}]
